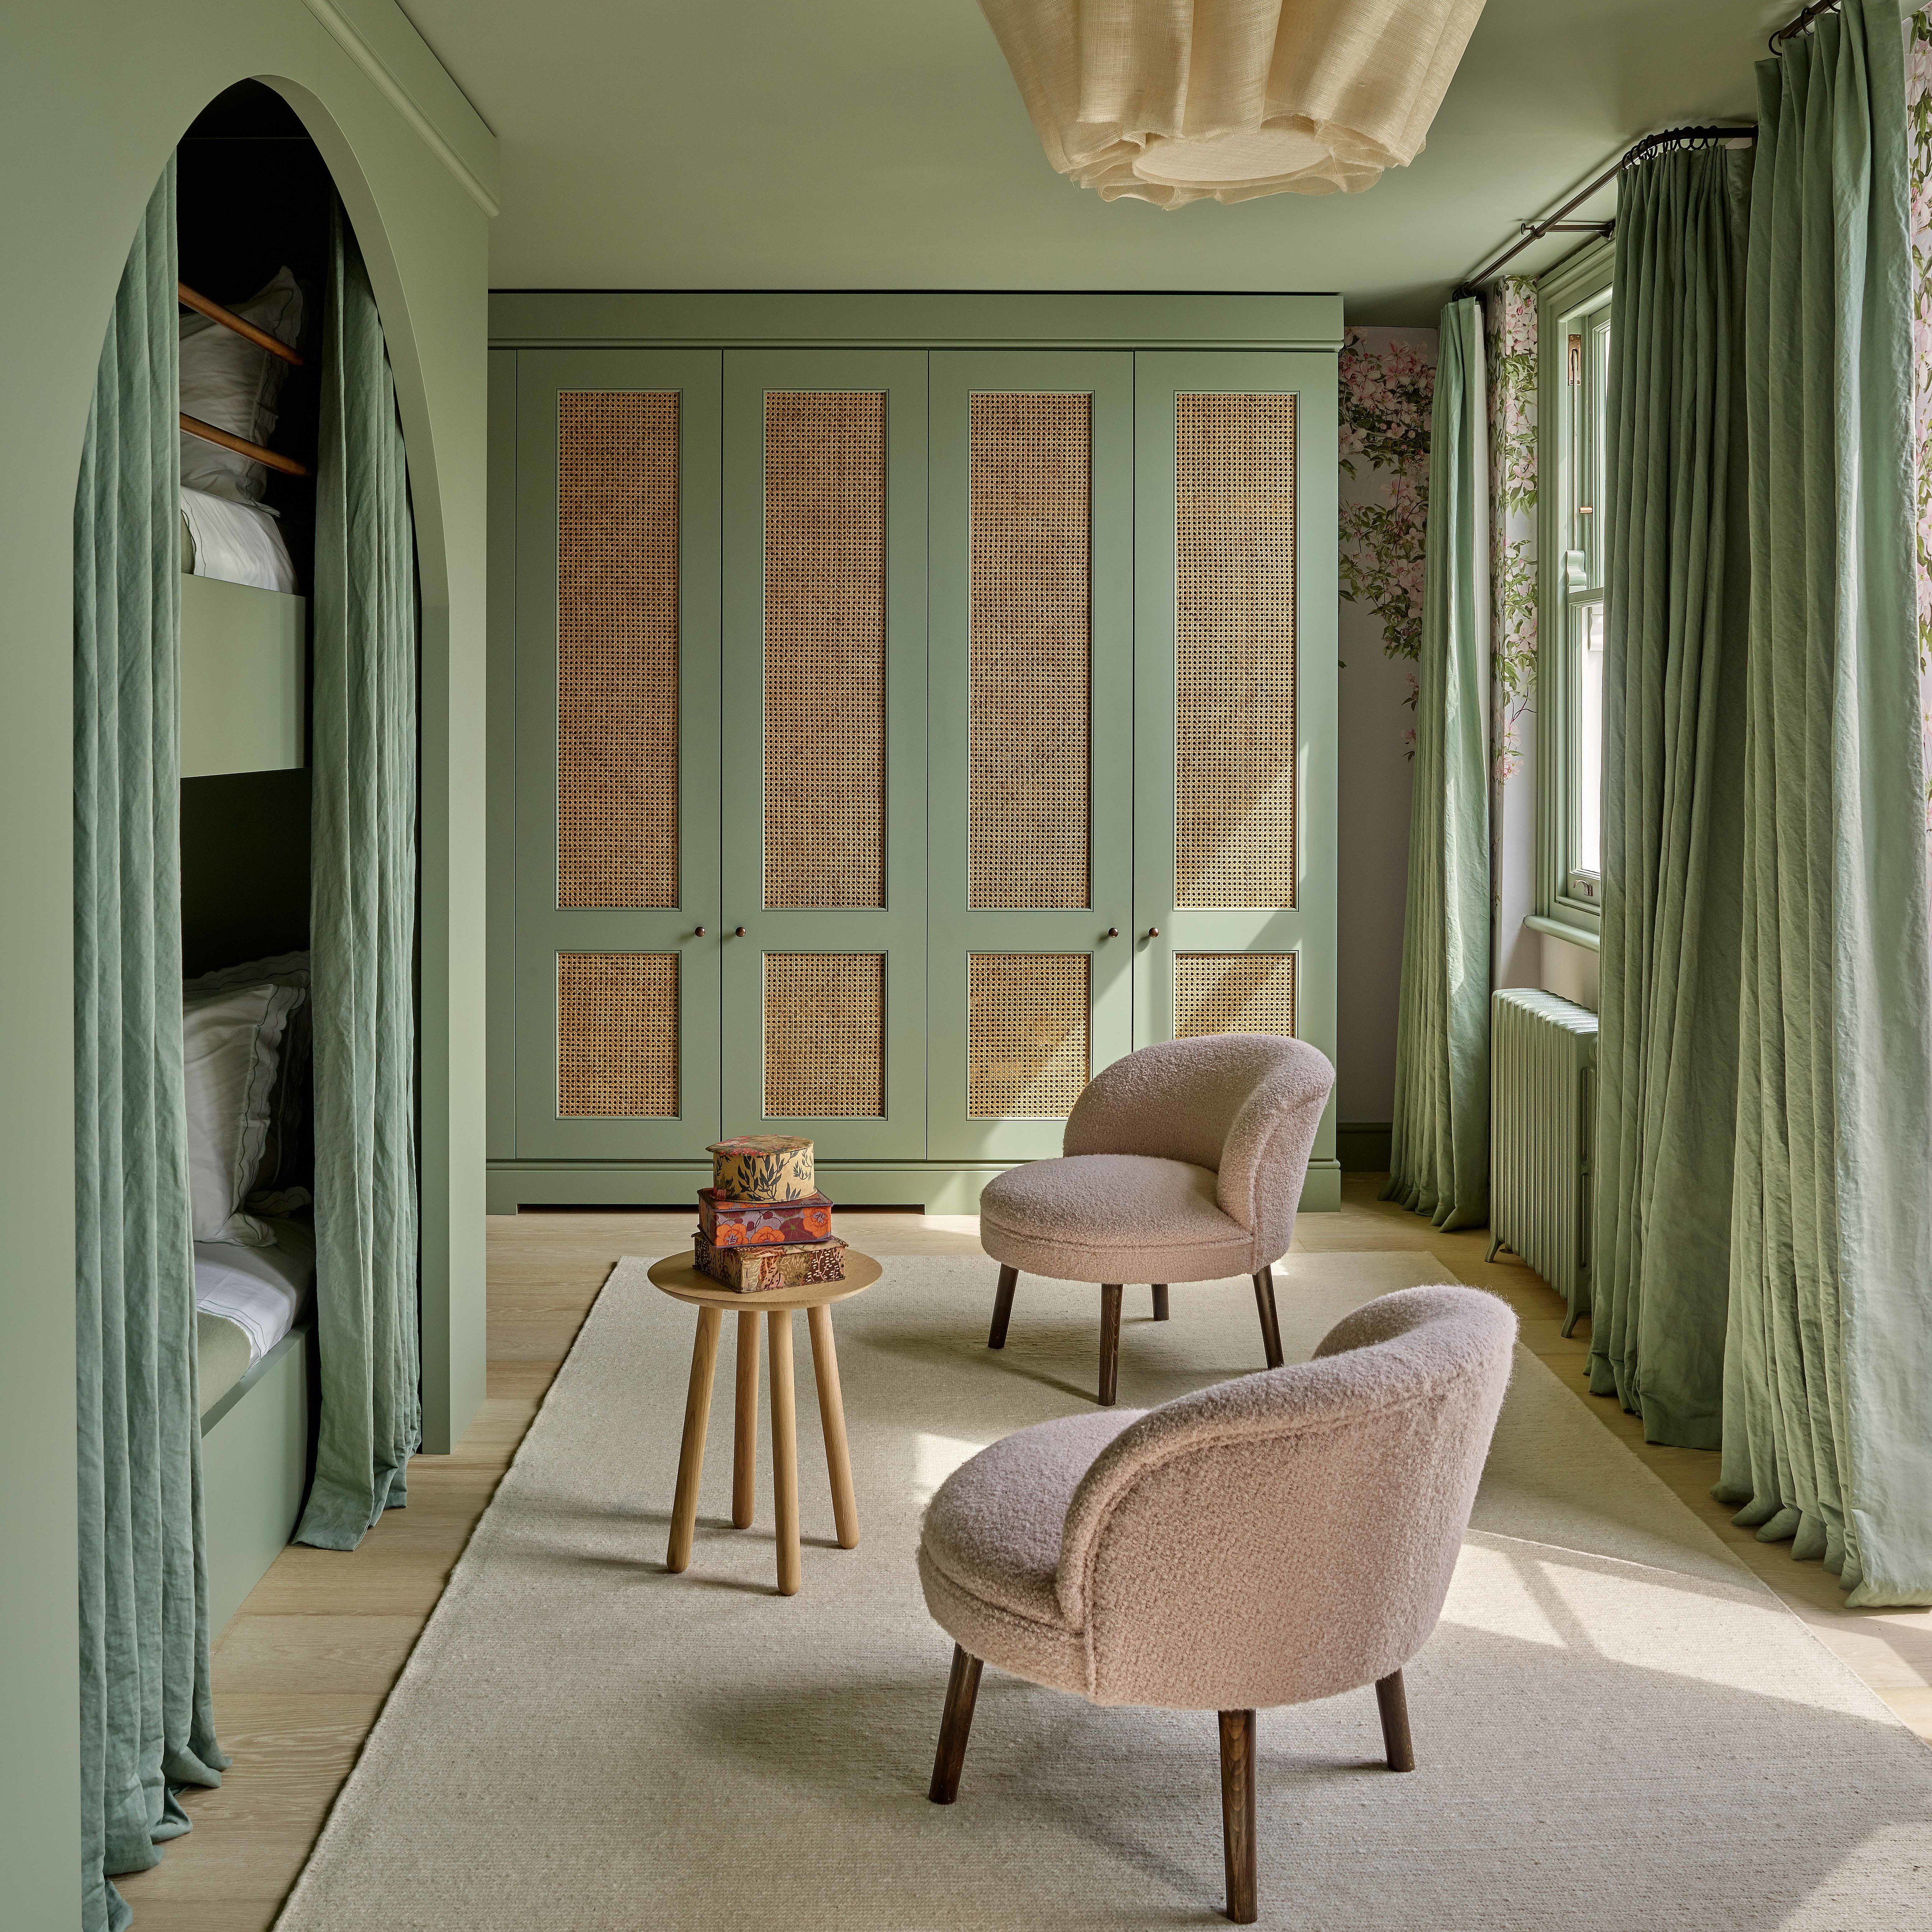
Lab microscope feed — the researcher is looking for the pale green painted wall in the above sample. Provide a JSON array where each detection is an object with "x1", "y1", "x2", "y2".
[{"x1": 0, "y1": 5, "x2": 493, "y2": 1920}]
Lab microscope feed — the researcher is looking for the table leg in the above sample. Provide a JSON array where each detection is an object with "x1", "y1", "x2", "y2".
[
  {"x1": 733, "y1": 1309, "x2": 760, "y2": 1529},
  {"x1": 768, "y1": 1308, "x2": 801, "y2": 1596},
  {"x1": 808, "y1": 1302, "x2": 859, "y2": 1550},
  {"x1": 667, "y1": 1305, "x2": 722, "y2": 1573}
]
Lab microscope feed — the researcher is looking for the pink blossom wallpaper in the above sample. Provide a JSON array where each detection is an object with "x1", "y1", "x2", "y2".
[{"x1": 1336, "y1": 325, "x2": 1436, "y2": 1122}]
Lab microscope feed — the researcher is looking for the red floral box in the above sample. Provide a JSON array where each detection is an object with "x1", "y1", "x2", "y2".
[{"x1": 697, "y1": 1188, "x2": 833, "y2": 1250}]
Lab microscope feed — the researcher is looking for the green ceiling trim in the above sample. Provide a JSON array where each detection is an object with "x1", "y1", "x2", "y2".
[{"x1": 488, "y1": 290, "x2": 1344, "y2": 351}]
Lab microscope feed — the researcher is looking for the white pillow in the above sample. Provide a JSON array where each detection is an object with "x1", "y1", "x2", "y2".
[
  {"x1": 183, "y1": 981, "x2": 304, "y2": 1246},
  {"x1": 179, "y1": 267, "x2": 305, "y2": 506},
  {"x1": 184, "y1": 952, "x2": 312, "y2": 1207}
]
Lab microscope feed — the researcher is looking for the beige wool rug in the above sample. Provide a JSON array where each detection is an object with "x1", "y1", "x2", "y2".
[{"x1": 278, "y1": 1253, "x2": 1932, "y2": 1930}]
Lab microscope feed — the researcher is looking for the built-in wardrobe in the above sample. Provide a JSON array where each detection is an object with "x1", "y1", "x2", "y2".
[{"x1": 487, "y1": 296, "x2": 1340, "y2": 1212}]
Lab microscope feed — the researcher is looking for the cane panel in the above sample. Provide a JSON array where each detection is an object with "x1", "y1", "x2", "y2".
[
  {"x1": 556, "y1": 952, "x2": 679, "y2": 1116},
  {"x1": 968, "y1": 953, "x2": 1090, "y2": 1117},
  {"x1": 969, "y1": 393, "x2": 1091, "y2": 909},
  {"x1": 1173, "y1": 952, "x2": 1297, "y2": 1040},
  {"x1": 556, "y1": 391, "x2": 679, "y2": 909},
  {"x1": 1174, "y1": 393, "x2": 1297, "y2": 910},
  {"x1": 763, "y1": 952, "x2": 886, "y2": 1118},
  {"x1": 764, "y1": 393, "x2": 887, "y2": 909}
]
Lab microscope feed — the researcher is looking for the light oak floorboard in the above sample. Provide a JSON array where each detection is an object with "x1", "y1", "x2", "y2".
[{"x1": 120, "y1": 1179, "x2": 1931, "y2": 1929}]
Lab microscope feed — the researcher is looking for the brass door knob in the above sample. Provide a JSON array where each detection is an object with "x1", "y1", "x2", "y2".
[
  {"x1": 735, "y1": 926, "x2": 747, "y2": 938},
  {"x1": 1147, "y1": 926, "x2": 1161, "y2": 938},
  {"x1": 694, "y1": 926, "x2": 707, "y2": 937},
  {"x1": 1106, "y1": 927, "x2": 1119, "y2": 938}
]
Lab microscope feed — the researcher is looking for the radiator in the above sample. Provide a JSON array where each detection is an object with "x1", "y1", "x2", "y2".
[{"x1": 1487, "y1": 990, "x2": 1598, "y2": 1334}]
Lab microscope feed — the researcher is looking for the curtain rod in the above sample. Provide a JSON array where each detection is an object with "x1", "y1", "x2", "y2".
[
  {"x1": 1452, "y1": 123, "x2": 1756, "y2": 300},
  {"x1": 1771, "y1": 1, "x2": 1841, "y2": 52}
]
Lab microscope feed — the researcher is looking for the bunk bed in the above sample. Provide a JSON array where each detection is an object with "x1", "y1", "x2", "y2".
[
  {"x1": 179, "y1": 273, "x2": 308, "y2": 780},
  {"x1": 176, "y1": 239, "x2": 321, "y2": 1625},
  {"x1": 185, "y1": 948, "x2": 317, "y2": 1632}
]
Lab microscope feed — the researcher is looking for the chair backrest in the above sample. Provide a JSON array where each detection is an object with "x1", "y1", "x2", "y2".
[
  {"x1": 1054, "y1": 1285, "x2": 1515, "y2": 1711},
  {"x1": 1061, "y1": 1034, "x2": 1334, "y2": 1261}
]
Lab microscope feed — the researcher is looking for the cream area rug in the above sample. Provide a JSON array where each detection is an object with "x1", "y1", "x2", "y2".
[{"x1": 277, "y1": 1254, "x2": 1932, "y2": 1930}]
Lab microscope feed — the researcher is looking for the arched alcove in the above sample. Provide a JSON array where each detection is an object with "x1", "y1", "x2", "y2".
[{"x1": 0, "y1": 16, "x2": 492, "y2": 1915}]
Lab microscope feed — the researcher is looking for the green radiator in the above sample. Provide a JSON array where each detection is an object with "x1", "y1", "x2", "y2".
[{"x1": 1486, "y1": 990, "x2": 1598, "y2": 1335}]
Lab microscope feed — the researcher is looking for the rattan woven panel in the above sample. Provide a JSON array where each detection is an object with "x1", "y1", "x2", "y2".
[
  {"x1": 556, "y1": 391, "x2": 679, "y2": 910},
  {"x1": 1174, "y1": 393, "x2": 1298, "y2": 910},
  {"x1": 968, "y1": 952, "x2": 1090, "y2": 1117},
  {"x1": 762, "y1": 952, "x2": 886, "y2": 1117},
  {"x1": 969, "y1": 393, "x2": 1091, "y2": 909},
  {"x1": 763, "y1": 392, "x2": 888, "y2": 909},
  {"x1": 556, "y1": 951, "x2": 679, "y2": 1116},
  {"x1": 1173, "y1": 952, "x2": 1298, "y2": 1040}
]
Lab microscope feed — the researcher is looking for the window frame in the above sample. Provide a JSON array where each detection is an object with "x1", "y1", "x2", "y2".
[{"x1": 1533, "y1": 239, "x2": 1615, "y2": 950}]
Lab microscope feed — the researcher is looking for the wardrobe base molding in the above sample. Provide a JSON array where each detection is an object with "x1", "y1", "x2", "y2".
[{"x1": 486, "y1": 1158, "x2": 1340, "y2": 1217}]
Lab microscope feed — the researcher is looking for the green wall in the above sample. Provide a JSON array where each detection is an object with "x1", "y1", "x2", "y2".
[{"x1": 0, "y1": 4, "x2": 493, "y2": 1920}]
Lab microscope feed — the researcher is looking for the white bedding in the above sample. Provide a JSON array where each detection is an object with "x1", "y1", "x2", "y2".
[
  {"x1": 181, "y1": 486, "x2": 298, "y2": 594},
  {"x1": 194, "y1": 1217, "x2": 315, "y2": 1365}
]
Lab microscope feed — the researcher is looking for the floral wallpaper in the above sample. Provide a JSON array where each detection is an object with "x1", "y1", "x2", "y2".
[
  {"x1": 1486, "y1": 279, "x2": 1539, "y2": 782},
  {"x1": 1338, "y1": 327, "x2": 1437, "y2": 751},
  {"x1": 1486, "y1": 278, "x2": 1540, "y2": 985},
  {"x1": 1910, "y1": 8, "x2": 1932, "y2": 832}
]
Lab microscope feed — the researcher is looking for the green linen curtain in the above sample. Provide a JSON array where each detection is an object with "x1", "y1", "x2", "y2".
[
  {"x1": 296, "y1": 205, "x2": 422, "y2": 1550},
  {"x1": 1383, "y1": 297, "x2": 1491, "y2": 1229},
  {"x1": 74, "y1": 159, "x2": 227, "y2": 1932},
  {"x1": 1720, "y1": 0, "x2": 1932, "y2": 1605},
  {"x1": 1588, "y1": 145, "x2": 1753, "y2": 1450}
]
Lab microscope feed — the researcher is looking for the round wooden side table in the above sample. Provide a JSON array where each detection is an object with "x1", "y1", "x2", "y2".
[{"x1": 647, "y1": 1249, "x2": 881, "y2": 1597}]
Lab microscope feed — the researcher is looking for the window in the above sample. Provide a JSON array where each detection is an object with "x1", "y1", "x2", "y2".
[
  {"x1": 1533, "y1": 238, "x2": 1613, "y2": 945},
  {"x1": 1564, "y1": 295, "x2": 1611, "y2": 903}
]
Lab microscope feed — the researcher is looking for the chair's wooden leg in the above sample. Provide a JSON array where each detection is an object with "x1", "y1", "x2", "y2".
[
  {"x1": 667, "y1": 1305, "x2": 722, "y2": 1572},
  {"x1": 928, "y1": 1645, "x2": 985, "y2": 1804},
  {"x1": 1152, "y1": 1283, "x2": 1170, "y2": 1321},
  {"x1": 732, "y1": 1309, "x2": 760, "y2": 1530},
  {"x1": 1252, "y1": 1265, "x2": 1284, "y2": 1370},
  {"x1": 1098, "y1": 1284, "x2": 1123, "y2": 1406},
  {"x1": 808, "y1": 1302, "x2": 859, "y2": 1550},
  {"x1": 1376, "y1": 1668, "x2": 1415, "y2": 1772},
  {"x1": 1218, "y1": 1709, "x2": 1258, "y2": 1924},
  {"x1": 768, "y1": 1308, "x2": 801, "y2": 1596},
  {"x1": 988, "y1": 1264, "x2": 1019, "y2": 1349}
]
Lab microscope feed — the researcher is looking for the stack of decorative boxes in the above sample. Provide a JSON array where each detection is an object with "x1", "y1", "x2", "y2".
[{"x1": 694, "y1": 1135, "x2": 847, "y2": 1291}]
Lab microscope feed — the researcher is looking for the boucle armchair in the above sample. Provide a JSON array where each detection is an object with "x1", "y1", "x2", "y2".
[
  {"x1": 918, "y1": 1284, "x2": 1516, "y2": 1924},
  {"x1": 978, "y1": 1034, "x2": 1334, "y2": 1404}
]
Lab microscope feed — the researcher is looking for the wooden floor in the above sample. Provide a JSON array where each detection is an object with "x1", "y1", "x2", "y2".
[{"x1": 119, "y1": 1177, "x2": 1932, "y2": 1928}]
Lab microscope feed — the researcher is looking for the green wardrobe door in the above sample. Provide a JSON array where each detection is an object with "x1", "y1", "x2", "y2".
[
  {"x1": 927, "y1": 352, "x2": 1134, "y2": 1161},
  {"x1": 719, "y1": 351, "x2": 928, "y2": 1160},
  {"x1": 512, "y1": 350, "x2": 723, "y2": 1160},
  {"x1": 1132, "y1": 352, "x2": 1339, "y2": 1166}
]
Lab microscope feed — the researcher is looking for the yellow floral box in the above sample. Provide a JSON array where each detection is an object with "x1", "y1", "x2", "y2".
[{"x1": 705, "y1": 1135, "x2": 816, "y2": 1202}]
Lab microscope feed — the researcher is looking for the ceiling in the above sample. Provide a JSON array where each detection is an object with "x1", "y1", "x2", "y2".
[{"x1": 401, "y1": 0, "x2": 1788, "y2": 325}]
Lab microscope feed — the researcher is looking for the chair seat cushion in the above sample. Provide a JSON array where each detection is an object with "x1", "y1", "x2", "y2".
[
  {"x1": 979, "y1": 1153, "x2": 1254, "y2": 1283},
  {"x1": 918, "y1": 1407, "x2": 1143, "y2": 1695}
]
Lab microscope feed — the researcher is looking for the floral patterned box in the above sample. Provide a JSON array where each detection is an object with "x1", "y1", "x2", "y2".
[
  {"x1": 697, "y1": 1188, "x2": 833, "y2": 1249},
  {"x1": 693, "y1": 1232, "x2": 847, "y2": 1293},
  {"x1": 705, "y1": 1135, "x2": 816, "y2": 1202}
]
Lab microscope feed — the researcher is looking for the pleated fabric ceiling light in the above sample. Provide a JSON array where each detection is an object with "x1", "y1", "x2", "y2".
[{"x1": 977, "y1": 0, "x2": 1487, "y2": 206}]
